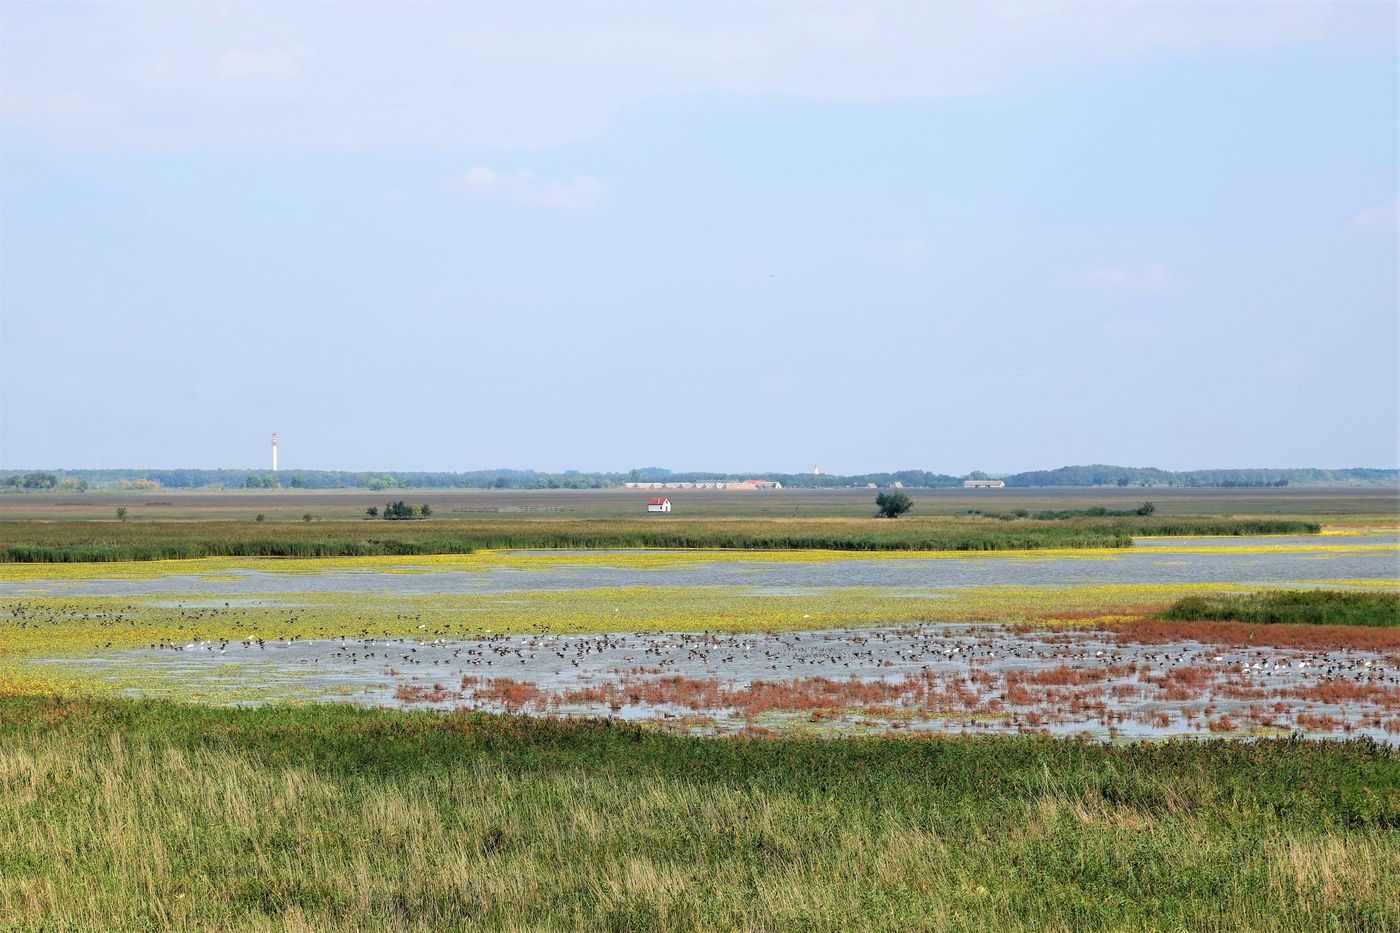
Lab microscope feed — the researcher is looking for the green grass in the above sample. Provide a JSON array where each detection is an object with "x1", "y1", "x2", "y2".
[
  {"x1": 0, "y1": 697, "x2": 1396, "y2": 931},
  {"x1": 1160, "y1": 590, "x2": 1400, "y2": 628},
  {"x1": 3, "y1": 484, "x2": 1391, "y2": 523},
  {"x1": 0, "y1": 515, "x2": 1321, "y2": 562}
]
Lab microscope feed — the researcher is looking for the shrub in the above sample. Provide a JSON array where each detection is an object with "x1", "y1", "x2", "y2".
[
  {"x1": 875, "y1": 491, "x2": 913, "y2": 518},
  {"x1": 1160, "y1": 591, "x2": 1400, "y2": 628}
]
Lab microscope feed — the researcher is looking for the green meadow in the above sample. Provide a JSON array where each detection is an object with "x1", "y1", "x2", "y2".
[
  {"x1": 2, "y1": 697, "x2": 1397, "y2": 932},
  {"x1": 0, "y1": 515, "x2": 1322, "y2": 562}
]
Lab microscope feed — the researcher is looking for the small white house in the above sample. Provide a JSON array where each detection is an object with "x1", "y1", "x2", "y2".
[{"x1": 646, "y1": 497, "x2": 672, "y2": 513}]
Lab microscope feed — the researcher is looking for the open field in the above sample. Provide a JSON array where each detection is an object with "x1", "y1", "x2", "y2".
[
  {"x1": 2, "y1": 484, "x2": 1396, "y2": 522},
  {"x1": 0, "y1": 516, "x2": 1334, "y2": 562},
  {"x1": 2, "y1": 697, "x2": 1397, "y2": 932},
  {"x1": 1, "y1": 487, "x2": 1384, "y2": 561}
]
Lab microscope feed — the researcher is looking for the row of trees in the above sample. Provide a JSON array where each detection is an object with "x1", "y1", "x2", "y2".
[
  {"x1": 6, "y1": 465, "x2": 1397, "y2": 492},
  {"x1": 3, "y1": 471, "x2": 58, "y2": 489},
  {"x1": 1001, "y1": 465, "x2": 1394, "y2": 487}
]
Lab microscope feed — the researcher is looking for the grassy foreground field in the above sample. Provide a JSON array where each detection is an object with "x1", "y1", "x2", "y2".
[
  {"x1": 1, "y1": 697, "x2": 1397, "y2": 932},
  {"x1": 0, "y1": 515, "x2": 1323, "y2": 562}
]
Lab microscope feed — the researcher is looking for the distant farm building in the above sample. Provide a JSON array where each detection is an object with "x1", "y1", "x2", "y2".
[
  {"x1": 626, "y1": 479, "x2": 781, "y2": 491},
  {"x1": 964, "y1": 479, "x2": 1006, "y2": 488},
  {"x1": 646, "y1": 497, "x2": 672, "y2": 512}
]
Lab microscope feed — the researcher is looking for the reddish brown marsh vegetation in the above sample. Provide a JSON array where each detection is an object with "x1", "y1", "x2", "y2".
[{"x1": 1112, "y1": 619, "x2": 1400, "y2": 653}]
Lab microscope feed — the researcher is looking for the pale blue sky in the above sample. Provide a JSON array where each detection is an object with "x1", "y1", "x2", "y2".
[{"x1": 1, "y1": 2, "x2": 1395, "y2": 474}]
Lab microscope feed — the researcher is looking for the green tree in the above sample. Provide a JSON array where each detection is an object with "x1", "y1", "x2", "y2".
[
  {"x1": 115, "y1": 507, "x2": 127, "y2": 521},
  {"x1": 419, "y1": 503, "x2": 432, "y2": 517},
  {"x1": 967, "y1": 471, "x2": 990, "y2": 481},
  {"x1": 875, "y1": 491, "x2": 913, "y2": 518},
  {"x1": 1136, "y1": 501, "x2": 1157, "y2": 516},
  {"x1": 2, "y1": 471, "x2": 59, "y2": 489},
  {"x1": 365, "y1": 506, "x2": 378, "y2": 518}
]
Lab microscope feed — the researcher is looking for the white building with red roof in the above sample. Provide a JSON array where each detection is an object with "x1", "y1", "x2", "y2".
[{"x1": 646, "y1": 497, "x2": 672, "y2": 512}]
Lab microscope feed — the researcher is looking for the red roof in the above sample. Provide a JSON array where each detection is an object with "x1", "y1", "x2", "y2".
[{"x1": 647, "y1": 497, "x2": 669, "y2": 505}]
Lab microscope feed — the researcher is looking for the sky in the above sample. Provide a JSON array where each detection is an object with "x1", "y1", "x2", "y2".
[{"x1": 1, "y1": 1, "x2": 1396, "y2": 475}]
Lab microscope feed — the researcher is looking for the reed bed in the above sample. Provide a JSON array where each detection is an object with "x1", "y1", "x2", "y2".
[
  {"x1": 0, "y1": 697, "x2": 1396, "y2": 932},
  {"x1": 0, "y1": 515, "x2": 1320, "y2": 563},
  {"x1": 1161, "y1": 591, "x2": 1400, "y2": 628}
]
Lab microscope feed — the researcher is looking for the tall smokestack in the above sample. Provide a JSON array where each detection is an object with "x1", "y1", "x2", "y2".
[{"x1": 271, "y1": 433, "x2": 279, "y2": 472}]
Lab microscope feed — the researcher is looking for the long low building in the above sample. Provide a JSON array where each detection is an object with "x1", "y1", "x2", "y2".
[
  {"x1": 964, "y1": 479, "x2": 1006, "y2": 488},
  {"x1": 625, "y1": 479, "x2": 782, "y2": 490}
]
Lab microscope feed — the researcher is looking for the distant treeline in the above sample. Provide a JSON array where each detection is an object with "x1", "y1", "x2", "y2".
[
  {"x1": 2, "y1": 464, "x2": 1395, "y2": 492},
  {"x1": 1000, "y1": 465, "x2": 1398, "y2": 488}
]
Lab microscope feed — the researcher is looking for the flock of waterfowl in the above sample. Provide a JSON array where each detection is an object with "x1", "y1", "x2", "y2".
[{"x1": 53, "y1": 623, "x2": 1395, "y2": 740}]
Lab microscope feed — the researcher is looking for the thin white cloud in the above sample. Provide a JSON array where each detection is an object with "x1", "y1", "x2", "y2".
[
  {"x1": 444, "y1": 166, "x2": 604, "y2": 211},
  {"x1": 1076, "y1": 264, "x2": 1176, "y2": 295},
  {"x1": 1265, "y1": 353, "x2": 1309, "y2": 377},
  {"x1": 214, "y1": 47, "x2": 310, "y2": 84},
  {"x1": 876, "y1": 239, "x2": 928, "y2": 268},
  {"x1": 133, "y1": 46, "x2": 310, "y2": 88},
  {"x1": 1343, "y1": 199, "x2": 1398, "y2": 234},
  {"x1": 0, "y1": 86, "x2": 109, "y2": 125},
  {"x1": 0, "y1": 2, "x2": 1388, "y2": 153},
  {"x1": 1106, "y1": 315, "x2": 1165, "y2": 345}
]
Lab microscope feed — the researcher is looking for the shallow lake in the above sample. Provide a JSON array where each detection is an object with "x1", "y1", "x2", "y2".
[
  {"x1": 35, "y1": 624, "x2": 1400, "y2": 742},
  {"x1": 9, "y1": 533, "x2": 1397, "y2": 741},
  {"x1": 3, "y1": 534, "x2": 1396, "y2": 600}
]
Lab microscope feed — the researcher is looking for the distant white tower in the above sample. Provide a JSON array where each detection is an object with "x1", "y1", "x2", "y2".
[
  {"x1": 813, "y1": 464, "x2": 821, "y2": 475},
  {"x1": 271, "y1": 433, "x2": 279, "y2": 472}
]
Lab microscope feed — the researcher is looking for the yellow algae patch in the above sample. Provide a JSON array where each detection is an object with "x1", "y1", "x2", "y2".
[
  {"x1": 0, "y1": 547, "x2": 1100, "y2": 582},
  {"x1": 4, "y1": 577, "x2": 1393, "y2": 699},
  {"x1": 1320, "y1": 525, "x2": 1400, "y2": 535},
  {"x1": 2, "y1": 538, "x2": 1389, "y2": 585},
  {"x1": 1296, "y1": 578, "x2": 1400, "y2": 589},
  {"x1": 1128, "y1": 543, "x2": 1397, "y2": 556},
  {"x1": 1, "y1": 579, "x2": 1370, "y2": 662}
]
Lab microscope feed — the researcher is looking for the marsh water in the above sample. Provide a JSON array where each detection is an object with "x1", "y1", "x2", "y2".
[
  {"x1": 3, "y1": 535, "x2": 1396, "y2": 600},
  {"x1": 12, "y1": 533, "x2": 1400, "y2": 740},
  {"x1": 36, "y1": 624, "x2": 1400, "y2": 741}
]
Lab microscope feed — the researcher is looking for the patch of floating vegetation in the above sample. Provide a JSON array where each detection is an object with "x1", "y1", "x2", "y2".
[
  {"x1": 1308, "y1": 578, "x2": 1400, "y2": 588},
  {"x1": 1133, "y1": 543, "x2": 1395, "y2": 555},
  {"x1": 12, "y1": 623, "x2": 1400, "y2": 742},
  {"x1": 0, "y1": 535, "x2": 1392, "y2": 585},
  {"x1": 0, "y1": 547, "x2": 1126, "y2": 583},
  {"x1": 4, "y1": 579, "x2": 1396, "y2": 668}
]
